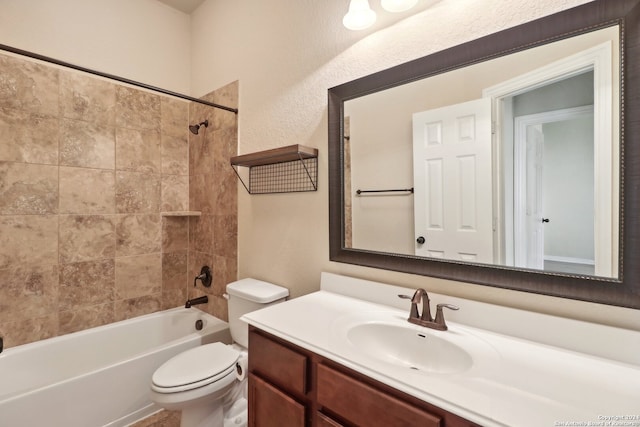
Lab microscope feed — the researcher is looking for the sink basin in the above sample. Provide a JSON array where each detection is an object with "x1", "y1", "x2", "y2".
[
  {"x1": 347, "y1": 322, "x2": 472, "y2": 374},
  {"x1": 330, "y1": 310, "x2": 497, "y2": 376}
]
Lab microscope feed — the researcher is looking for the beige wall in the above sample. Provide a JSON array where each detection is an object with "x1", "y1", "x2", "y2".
[
  {"x1": 191, "y1": 0, "x2": 639, "y2": 332},
  {"x1": 0, "y1": 0, "x2": 191, "y2": 94}
]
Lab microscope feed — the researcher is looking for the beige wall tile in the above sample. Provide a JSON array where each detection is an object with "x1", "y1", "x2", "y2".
[
  {"x1": 161, "y1": 134, "x2": 189, "y2": 175},
  {"x1": 162, "y1": 216, "x2": 189, "y2": 252},
  {"x1": 208, "y1": 294, "x2": 229, "y2": 321},
  {"x1": 0, "y1": 314, "x2": 58, "y2": 348},
  {"x1": 58, "y1": 302, "x2": 114, "y2": 335},
  {"x1": 189, "y1": 214, "x2": 214, "y2": 253},
  {"x1": 214, "y1": 172, "x2": 237, "y2": 216},
  {"x1": 0, "y1": 215, "x2": 58, "y2": 269},
  {"x1": 212, "y1": 127, "x2": 237, "y2": 172},
  {"x1": 114, "y1": 294, "x2": 162, "y2": 322},
  {"x1": 116, "y1": 214, "x2": 162, "y2": 256},
  {"x1": 116, "y1": 171, "x2": 161, "y2": 213},
  {"x1": 0, "y1": 264, "x2": 59, "y2": 324},
  {"x1": 189, "y1": 131, "x2": 214, "y2": 176},
  {"x1": 213, "y1": 254, "x2": 237, "y2": 296},
  {"x1": 116, "y1": 127, "x2": 161, "y2": 173},
  {"x1": 162, "y1": 251, "x2": 188, "y2": 291},
  {"x1": 59, "y1": 167, "x2": 115, "y2": 214},
  {"x1": 214, "y1": 214, "x2": 237, "y2": 258},
  {"x1": 116, "y1": 86, "x2": 161, "y2": 130},
  {"x1": 58, "y1": 259, "x2": 115, "y2": 311},
  {"x1": 0, "y1": 108, "x2": 59, "y2": 164},
  {"x1": 0, "y1": 54, "x2": 59, "y2": 116},
  {"x1": 161, "y1": 174, "x2": 189, "y2": 212},
  {"x1": 59, "y1": 215, "x2": 116, "y2": 263},
  {"x1": 161, "y1": 97, "x2": 188, "y2": 139},
  {"x1": 60, "y1": 118, "x2": 115, "y2": 169},
  {"x1": 189, "y1": 174, "x2": 215, "y2": 214},
  {"x1": 188, "y1": 101, "x2": 209, "y2": 132},
  {"x1": 202, "y1": 81, "x2": 238, "y2": 131},
  {"x1": 115, "y1": 253, "x2": 162, "y2": 300},
  {"x1": 0, "y1": 161, "x2": 58, "y2": 214},
  {"x1": 162, "y1": 289, "x2": 187, "y2": 310},
  {"x1": 59, "y1": 72, "x2": 116, "y2": 125}
]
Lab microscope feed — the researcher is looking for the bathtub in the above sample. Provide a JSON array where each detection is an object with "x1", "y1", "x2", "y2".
[{"x1": 0, "y1": 307, "x2": 232, "y2": 427}]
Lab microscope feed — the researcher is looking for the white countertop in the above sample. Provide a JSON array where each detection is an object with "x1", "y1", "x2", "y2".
[{"x1": 242, "y1": 274, "x2": 640, "y2": 427}]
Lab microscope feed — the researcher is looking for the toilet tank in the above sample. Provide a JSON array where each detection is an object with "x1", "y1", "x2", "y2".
[{"x1": 226, "y1": 278, "x2": 289, "y2": 348}]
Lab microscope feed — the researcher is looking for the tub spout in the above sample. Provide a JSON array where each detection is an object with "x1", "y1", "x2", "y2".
[{"x1": 185, "y1": 295, "x2": 208, "y2": 308}]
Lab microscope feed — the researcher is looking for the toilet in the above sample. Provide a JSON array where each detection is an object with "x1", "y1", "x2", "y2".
[{"x1": 150, "y1": 278, "x2": 289, "y2": 427}]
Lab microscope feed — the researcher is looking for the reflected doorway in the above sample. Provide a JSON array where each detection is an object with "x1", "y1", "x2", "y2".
[{"x1": 513, "y1": 106, "x2": 595, "y2": 275}]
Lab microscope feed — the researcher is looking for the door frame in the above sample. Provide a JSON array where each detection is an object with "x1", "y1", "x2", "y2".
[
  {"x1": 513, "y1": 106, "x2": 595, "y2": 269},
  {"x1": 482, "y1": 42, "x2": 616, "y2": 276}
]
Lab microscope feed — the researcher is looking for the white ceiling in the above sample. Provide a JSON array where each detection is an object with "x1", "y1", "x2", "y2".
[{"x1": 156, "y1": 0, "x2": 205, "y2": 14}]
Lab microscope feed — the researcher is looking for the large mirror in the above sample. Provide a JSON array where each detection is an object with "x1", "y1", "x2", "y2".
[{"x1": 328, "y1": 0, "x2": 640, "y2": 308}]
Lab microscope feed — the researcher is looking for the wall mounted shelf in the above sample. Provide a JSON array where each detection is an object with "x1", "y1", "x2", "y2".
[{"x1": 230, "y1": 144, "x2": 318, "y2": 194}]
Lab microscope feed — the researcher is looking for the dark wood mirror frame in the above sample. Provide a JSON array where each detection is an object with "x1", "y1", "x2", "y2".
[{"x1": 328, "y1": 0, "x2": 640, "y2": 309}]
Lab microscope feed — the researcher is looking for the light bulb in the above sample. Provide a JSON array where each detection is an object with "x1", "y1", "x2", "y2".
[
  {"x1": 343, "y1": 0, "x2": 377, "y2": 30},
  {"x1": 381, "y1": 0, "x2": 418, "y2": 13}
]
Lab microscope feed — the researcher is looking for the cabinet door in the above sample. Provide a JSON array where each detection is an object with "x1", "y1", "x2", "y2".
[
  {"x1": 317, "y1": 364, "x2": 442, "y2": 427},
  {"x1": 249, "y1": 373, "x2": 306, "y2": 427}
]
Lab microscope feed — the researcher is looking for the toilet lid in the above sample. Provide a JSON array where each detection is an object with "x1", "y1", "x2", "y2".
[{"x1": 152, "y1": 342, "x2": 240, "y2": 389}]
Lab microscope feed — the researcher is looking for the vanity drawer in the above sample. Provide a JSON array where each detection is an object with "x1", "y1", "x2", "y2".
[
  {"x1": 316, "y1": 412, "x2": 344, "y2": 427},
  {"x1": 249, "y1": 330, "x2": 308, "y2": 397},
  {"x1": 249, "y1": 373, "x2": 306, "y2": 427},
  {"x1": 317, "y1": 363, "x2": 442, "y2": 427}
]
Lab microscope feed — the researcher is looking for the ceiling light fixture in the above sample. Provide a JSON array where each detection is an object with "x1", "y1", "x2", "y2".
[
  {"x1": 381, "y1": 0, "x2": 418, "y2": 12},
  {"x1": 343, "y1": 0, "x2": 377, "y2": 31}
]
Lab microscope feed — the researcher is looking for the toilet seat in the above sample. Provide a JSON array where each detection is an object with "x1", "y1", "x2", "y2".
[{"x1": 152, "y1": 342, "x2": 240, "y2": 393}]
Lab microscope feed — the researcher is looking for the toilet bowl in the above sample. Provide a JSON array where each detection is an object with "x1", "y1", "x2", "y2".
[
  {"x1": 151, "y1": 342, "x2": 240, "y2": 407},
  {"x1": 150, "y1": 343, "x2": 244, "y2": 427},
  {"x1": 150, "y1": 278, "x2": 288, "y2": 427}
]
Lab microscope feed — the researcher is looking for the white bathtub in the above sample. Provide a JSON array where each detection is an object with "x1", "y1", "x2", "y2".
[{"x1": 0, "y1": 307, "x2": 231, "y2": 427}]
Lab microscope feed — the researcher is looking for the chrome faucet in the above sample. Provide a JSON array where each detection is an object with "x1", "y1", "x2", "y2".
[{"x1": 398, "y1": 288, "x2": 459, "y2": 331}]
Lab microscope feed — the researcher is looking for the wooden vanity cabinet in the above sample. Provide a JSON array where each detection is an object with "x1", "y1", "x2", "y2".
[{"x1": 248, "y1": 326, "x2": 481, "y2": 427}]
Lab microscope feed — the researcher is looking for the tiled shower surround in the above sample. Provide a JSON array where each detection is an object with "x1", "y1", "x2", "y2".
[{"x1": 0, "y1": 52, "x2": 238, "y2": 349}]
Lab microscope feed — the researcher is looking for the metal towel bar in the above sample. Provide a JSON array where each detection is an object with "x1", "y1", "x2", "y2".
[{"x1": 356, "y1": 188, "x2": 414, "y2": 195}]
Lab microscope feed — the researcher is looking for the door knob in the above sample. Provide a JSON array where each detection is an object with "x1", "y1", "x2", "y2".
[
  {"x1": 542, "y1": 218, "x2": 550, "y2": 223},
  {"x1": 416, "y1": 236, "x2": 425, "y2": 244}
]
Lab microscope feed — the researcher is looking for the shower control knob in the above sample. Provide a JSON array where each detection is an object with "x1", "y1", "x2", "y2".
[{"x1": 416, "y1": 236, "x2": 425, "y2": 244}]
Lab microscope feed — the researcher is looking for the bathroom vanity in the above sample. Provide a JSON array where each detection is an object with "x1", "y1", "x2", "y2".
[
  {"x1": 248, "y1": 326, "x2": 478, "y2": 426},
  {"x1": 243, "y1": 273, "x2": 640, "y2": 427}
]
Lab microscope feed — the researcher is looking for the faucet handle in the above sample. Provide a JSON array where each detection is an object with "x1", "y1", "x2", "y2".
[{"x1": 434, "y1": 304, "x2": 459, "y2": 331}]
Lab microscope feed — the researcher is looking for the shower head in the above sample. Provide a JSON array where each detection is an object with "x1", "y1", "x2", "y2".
[{"x1": 189, "y1": 120, "x2": 209, "y2": 135}]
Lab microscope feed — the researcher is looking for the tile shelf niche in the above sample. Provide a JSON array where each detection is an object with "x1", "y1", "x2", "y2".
[{"x1": 230, "y1": 144, "x2": 318, "y2": 194}]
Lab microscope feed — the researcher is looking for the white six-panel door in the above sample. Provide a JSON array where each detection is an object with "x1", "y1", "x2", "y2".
[{"x1": 412, "y1": 98, "x2": 493, "y2": 262}]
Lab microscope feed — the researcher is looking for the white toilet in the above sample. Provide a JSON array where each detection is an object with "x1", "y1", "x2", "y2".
[{"x1": 150, "y1": 278, "x2": 289, "y2": 427}]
